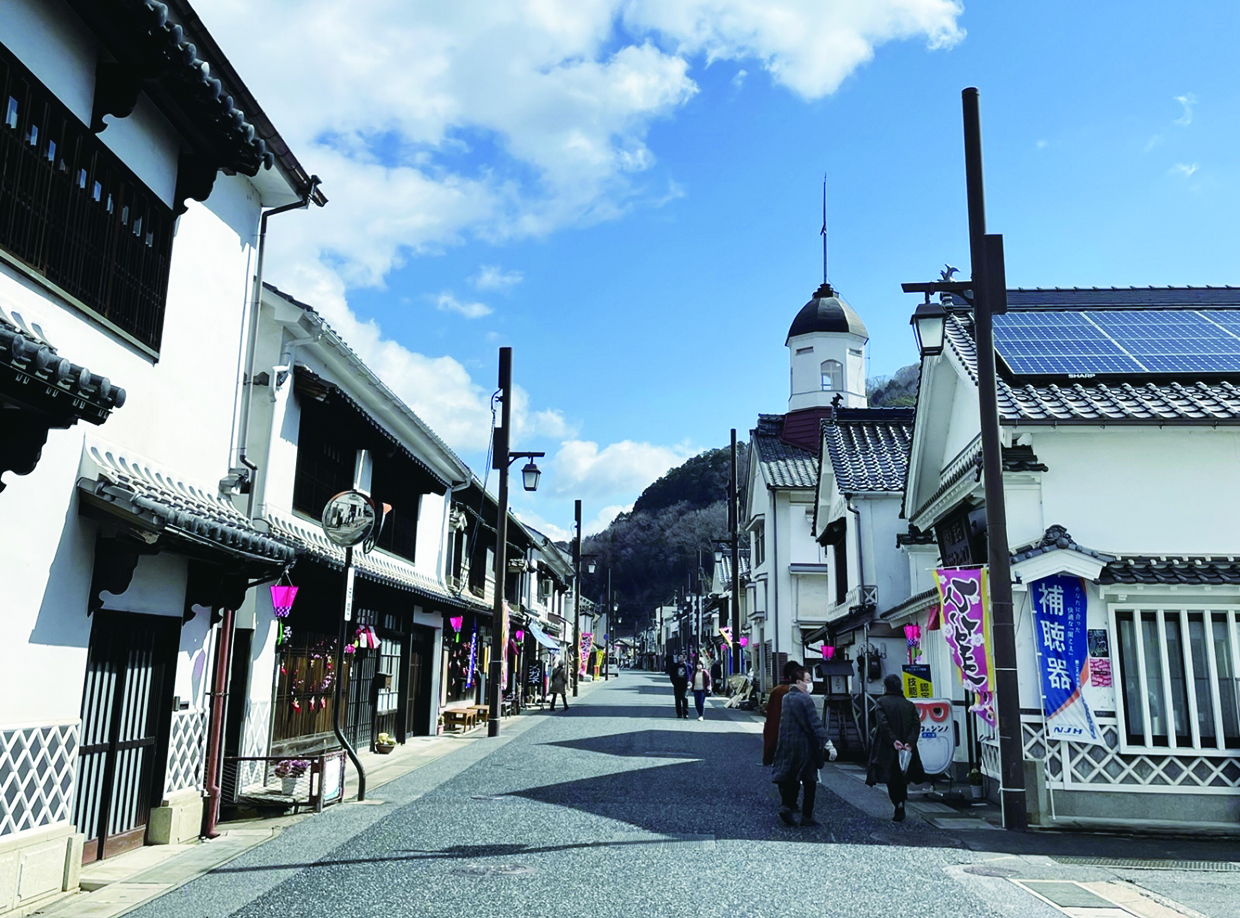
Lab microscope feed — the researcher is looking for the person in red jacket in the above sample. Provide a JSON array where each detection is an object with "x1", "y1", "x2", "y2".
[{"x1": 762, "y1": 660, "x2": 803, "y2": 766}]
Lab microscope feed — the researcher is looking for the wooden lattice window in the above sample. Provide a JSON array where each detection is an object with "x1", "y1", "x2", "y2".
[
  {"x1": 292, "y1": 400, "x2": 356, "y2": 518},
  {"x1": 1112, "y1": 606, "x2": 1240, "y2": 753},
  {"x1": 0, "y1": 41, "x2": 173, "y2": 352}
]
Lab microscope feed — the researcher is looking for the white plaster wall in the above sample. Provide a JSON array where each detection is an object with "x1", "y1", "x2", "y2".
[
  {"x1": 4, "y1": 0, "x2": 97, "y2": 123},
  {"x1": 942, "y1": 376, "x2": 981, "y2": 463},
  {"x1": 95, "y1": 94, "x2": 181, "y2": 207},
  {"x1": 862, "y1": 497, "x2": 910, "y2": 614},
  {"x1": 1029, "y1": 427, "x2": 1240, "y2": 554},
  {"x1": 418, "y1": 492, "x2": 447, "y2": 578}
]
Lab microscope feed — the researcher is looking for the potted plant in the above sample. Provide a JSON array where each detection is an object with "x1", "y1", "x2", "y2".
[
  {"x1": 375, "y1": 732, "x2": 397, "y2": 754},
  {"x1": 967, "y1": 767, "x2": 984, "y2": 799},
  {"x1": 436, "y1": 714, "x2": 445, "y2": 735},
  {"x1": 274, "y1": 758, "x2": 310, "y2": 796}
]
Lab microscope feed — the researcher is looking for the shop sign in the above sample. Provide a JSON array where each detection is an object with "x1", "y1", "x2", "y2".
[
  {"x1": 902, "y1": 664, "x2": 933, "y2": 699},
  {"x1": 1030, "y1": 575, "x2": 1102, "y2": 745},
  {"x1": 579, "y1": 632, "x2": 593, "y2": 676},
  {"x1": 933, "y1": 567, "x2": 995, "y2": 727},
  {"x1": 914, "y1": 698, "x2": 954, "y2": 775}
]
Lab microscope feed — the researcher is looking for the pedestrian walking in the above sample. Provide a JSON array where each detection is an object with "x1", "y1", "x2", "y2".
[
  {"x1": 761, "y1": 660, "x2": 802, "y2": 766},
  {"x1": 548, "y1": 661, "x2": 569, "y2": 711},
  {"x1": 866, "y1": 673, "x2": 925, "y2": 822},
  {"x1": 666, "y1": 654, "x2": 690, "y2": 718},
  {"x1": 770, "y1": 665, "x2": 836, "y2": 828},
  {"x1": 691, "y1": 660, "x2": 712, "y2": 720}
]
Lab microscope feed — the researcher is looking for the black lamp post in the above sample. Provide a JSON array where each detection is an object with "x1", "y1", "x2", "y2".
[
  {"x1": 487, "y1": 347, "x2": 544, "y2": 738},
  {"x1": 572, "y1": 500, "x2": 582, "y2": 697},
  {"x1": 901, "y1": 88, "x2": 1027, "y2": 831}
]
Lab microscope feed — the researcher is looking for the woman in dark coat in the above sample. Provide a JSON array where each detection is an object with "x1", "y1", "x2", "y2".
[
  {"x1": 866, "y1": 673, "x2": 925, "y2": 821},
  {"x1": 548, "y1": 662, "x2": 568, "y2": 711},
  {"x1": 770, "y1": 666, "x2": 833, "y2": 828}
]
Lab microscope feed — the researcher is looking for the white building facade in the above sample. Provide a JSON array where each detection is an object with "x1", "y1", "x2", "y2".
[{"x1": 0, "y1": 0, "x2": 319, "y2": 909}]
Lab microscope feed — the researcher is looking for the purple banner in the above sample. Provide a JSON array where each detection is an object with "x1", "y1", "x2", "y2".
[{"x1": 934, "y1": 567, "x2": 995, "y2": 727}]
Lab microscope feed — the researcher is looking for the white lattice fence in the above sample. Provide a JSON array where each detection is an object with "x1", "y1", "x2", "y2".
[
  {"x1": 163, "y1": 709, "x2": 208, "y2": 796},
  {"x1": 0, "y1": 721, "x2": 79, "y2": 837},
  {"x1": 239, "y1": 699, "x2": 271, "y2": 792},
  {"x1": 981, "y1": 716, "x2": 1240, "y2": 794}
]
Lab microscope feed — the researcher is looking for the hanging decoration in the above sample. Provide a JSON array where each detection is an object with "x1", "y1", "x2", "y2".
[
  {"x1": 450, "y1": 615, "x2": 464, "y2": 642},
  {"x1": 270, "y1": 571, "x2": 299, "y2": 618},
  {"x1": 903, "y1": 622, "x2": 922, "y2": 663},
  {"x1": 738, "y1": 636, "x2": 749, "y2": 648},
  {"x1": 823, "y1": 645, "x2": 835, "y2": 660},
  {"x1": 514, "y1": 630, "x2": 525, "y2": 642},
  {"x1": 352, "y1": 625, "x2": 379, "y2": 652}
]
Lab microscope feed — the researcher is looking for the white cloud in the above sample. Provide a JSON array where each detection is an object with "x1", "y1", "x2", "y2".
[
  {"x1": 552, "y1": 438, "x2": 696, "y2": 498},
  {"x1": 199, "y1": 0, "x2": 965, "y2": 286},
  {"x1": 1174, "y1": 93, "x2": 1198, "y2": 127},
  {"x1": 584, "y1": 504, "x2": 631, "y2": 535},
  {"x1": 193, "y1": 0, "x2": 964, "y2": 471},
  {"x1": 472, "y1": 265, "x2": 524, "y2": 291},
  {"x1": 434, "y1": 292, "x2": 493, "y2": 318},
  {"x1": 731, "y1": 68, "x2": 748, "y2": 89},
  {"x1": 1171, "y1": 163, "x2": 1199, "y2": 178}
]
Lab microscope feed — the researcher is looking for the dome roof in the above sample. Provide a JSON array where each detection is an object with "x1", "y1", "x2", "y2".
[{"x1": 786, "y1": 283, "x2": 868, "y2": 342}]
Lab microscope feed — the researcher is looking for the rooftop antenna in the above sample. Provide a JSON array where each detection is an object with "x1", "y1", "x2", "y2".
[{"x1": 820, "y1": 175, "x2": 829, "y2": 286}]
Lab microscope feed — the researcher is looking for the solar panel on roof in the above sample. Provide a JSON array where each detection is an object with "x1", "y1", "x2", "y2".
[{"x1": 992, "y1": 309, "x2": 1240, "y2": 377}]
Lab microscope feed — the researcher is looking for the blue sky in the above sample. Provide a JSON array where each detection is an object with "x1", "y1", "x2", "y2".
[{"x1": 199, "y1": 0, "x2": 1240, "y2": 540}]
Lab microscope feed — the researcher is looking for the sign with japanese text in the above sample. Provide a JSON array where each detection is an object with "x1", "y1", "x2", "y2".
[
  {"x1": 579, "y1": 632, "x2": 594, "y2": 676},
  {"x1": 1030, "y1": 576, "x2": 1102, "y2": 745},
  {"x1": 914, "y1": 698, "x2": 955, "y2": 775},
  {"x1": 902, "y1": 664, "x2": 933, "y2": 699},
  {"x1": 933, "y1": 567, "x2": 995, "y2": 727}
]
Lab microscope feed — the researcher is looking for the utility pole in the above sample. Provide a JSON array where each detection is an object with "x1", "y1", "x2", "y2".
[
  {"x1": 572, "y1": 499, "x2": 581, "y2": 697},
  {"x1": 730, "y1": 429, "x2": 741, "y2": 677},
  {"x1": 962, "y1": 87, "x2": 1026, "y2": 831}
]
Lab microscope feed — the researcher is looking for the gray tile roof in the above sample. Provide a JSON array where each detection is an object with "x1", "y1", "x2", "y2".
[
  {"x1": 822, "y1": 408, "x2": 914, "y2": 494},
  {"x1": 753, "y1": 415, "x2": 818, "y2": 489},
  {"x1": 1099, "y1": 556, "x2": 1240, "y2": 586},
  {"x1": 945, "y1": 311, "x2": 1240, "y2": 424}
]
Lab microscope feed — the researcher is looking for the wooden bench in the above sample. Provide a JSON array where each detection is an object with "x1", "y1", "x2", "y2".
[{"x1": 442, "y1": 708, "x2": 477, "y2": 732}]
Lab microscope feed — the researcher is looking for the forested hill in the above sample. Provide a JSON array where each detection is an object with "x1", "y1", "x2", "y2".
[{"x1": 580, "y1": 445, "x2": 747, "y2": 630}]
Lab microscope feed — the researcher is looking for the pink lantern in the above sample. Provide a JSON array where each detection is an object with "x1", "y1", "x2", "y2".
[
  {"x1": 824, "y1": 645, "x2": 835, "y2": 660},
  {"x1": 449, "y1": 615, "x2": 464, "y2": 642},
  {"x1": 738, "y1": 636, "x2": 749, "y2": 648},
  {"x1": 515, "y1": 630, "x2": 525, "y2": 641},
  {"x1": 270, "y1": 577, "x2": 298, "y2": 619},
  {"x1": 903, "y1": 623, "x2": 922, "y2": 644}
]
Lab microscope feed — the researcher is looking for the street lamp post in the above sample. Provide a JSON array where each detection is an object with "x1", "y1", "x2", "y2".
[
  {"x1": 572, "y1": 500, "x2": 582, "y2": 697},
  {"x1": 901, "y1": 87, "x2": 1027, "y2": 831},
  {"x1": 488, "y1": 347, "x2": 544, "y2": 739}
]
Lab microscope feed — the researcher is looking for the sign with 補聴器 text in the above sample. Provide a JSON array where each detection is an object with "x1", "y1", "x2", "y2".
[
  {"x1": 1030, "y1": 575, "x2": 1102, "y2": 746},
  {"x1": 933, "y1": 568, "x2": 995, "y2": 727}
]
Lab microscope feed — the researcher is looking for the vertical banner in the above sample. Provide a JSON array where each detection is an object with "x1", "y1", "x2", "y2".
[
  {"x1": 933, "y1": 567, "x2": 996, "y2": 727},
  {"x1": 1030, "y1": 575, "x2": 1102, "y2": 745},
  {"x1": 465, "y1": 624, "x2": 478, "y2": 688},
  {"x1": 579, "y1": 632, "x2": 594, "y2": 676},
  {"x1": 719, "y1": 626, "x2": 733, "y2": 647},
  {"x1": 500, "y1": 601, "x2": 510, "y2": 692}
]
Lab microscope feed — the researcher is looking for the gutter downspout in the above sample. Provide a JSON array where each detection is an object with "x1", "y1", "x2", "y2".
[
  {"x1": 233, "y1": 176, "x2": 322, "y2": 513},
  {"x1": 769, "y1": 485, "x2": 779, "y2": 684},
  {"x1": 848, "y1": 498, "x2": 868, "y2": 742}
]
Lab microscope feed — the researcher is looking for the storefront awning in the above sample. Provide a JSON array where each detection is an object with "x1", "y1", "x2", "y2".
[{"x1": 528, "y1": 620, "x2": 560, "y2": 651}]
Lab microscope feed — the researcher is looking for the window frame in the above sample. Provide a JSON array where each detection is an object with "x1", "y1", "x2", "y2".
[{"x1": 1109, "y1": 602, "x2": 1240, "y2": 755}]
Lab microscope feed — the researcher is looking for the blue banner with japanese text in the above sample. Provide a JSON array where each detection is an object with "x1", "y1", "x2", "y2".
[{"x1": 1030, "y1": 575, "x2": 1102, "y2": 745}]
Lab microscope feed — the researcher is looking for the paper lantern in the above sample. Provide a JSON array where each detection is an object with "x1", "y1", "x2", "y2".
[
  {"x1": 824, "y1": 645, "x2": 835, "y2": 660},
  {"x1": 738, "y1": 636, "x2": 749, "y2": 648},
  {"x1": 515, "y1": 630, "x2": 525, "y2": 641},
  {"x1": 270, "y1": 579, "x2": 298, "y2": 618},
  {"x1": 450, "y1": 615, "x2": 464, "y2": 642}
]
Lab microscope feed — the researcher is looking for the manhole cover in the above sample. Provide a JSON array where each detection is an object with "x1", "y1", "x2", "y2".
[
  {"x1": 963, "y1": 866, "x2": 1019, "y2": 877},
  {"x1": 451, "y1": 864, "x2": 536, "y2": 877}
]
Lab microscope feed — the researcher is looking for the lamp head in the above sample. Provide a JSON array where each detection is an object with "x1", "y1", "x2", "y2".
[
  {"x1": 910, "y1": 297, "x2": 947, "y2": 358},
  {"x1": 521, "y1": 458, "x2": 541, "y2": 492}
]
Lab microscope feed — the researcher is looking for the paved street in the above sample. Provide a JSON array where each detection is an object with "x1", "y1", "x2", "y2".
[{"x1": 68, "y1": 673, "x2": 1240, "y2": 918}]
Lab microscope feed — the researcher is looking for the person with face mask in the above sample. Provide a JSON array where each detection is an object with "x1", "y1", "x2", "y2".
[
  {"x1": 691, "y1": 660, "x2": 712, "y2": 720},
  {"x1": 866, "y1": 673, "x2": 925, "y2": 822},
  {"x1": 770, "y1": 666, "x2": 836, "y2": 828}
]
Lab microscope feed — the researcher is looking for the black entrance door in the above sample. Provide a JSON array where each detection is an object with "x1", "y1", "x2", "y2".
[
  {"x1": 73, "y1": 611, "x2": 178, "y2": 863},
  {"x1": 405, "y1": 628, "x2": 433, "y2": 736}
]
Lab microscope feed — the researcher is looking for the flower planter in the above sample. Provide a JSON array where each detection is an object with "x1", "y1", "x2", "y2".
[
  {"x1": 970, "y1": 784, "x2": 984, "y2": 799},
  {"x1": 375, "y1": 743, "x2": 396, "y2": 755},
  {"x1": 281, "y1": 776, "x2": 298, "y2": 796}
]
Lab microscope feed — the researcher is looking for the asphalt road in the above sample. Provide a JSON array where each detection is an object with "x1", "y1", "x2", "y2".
[{"x1": 123, "y1": 673, "x2": 1238, "y2": 918}]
